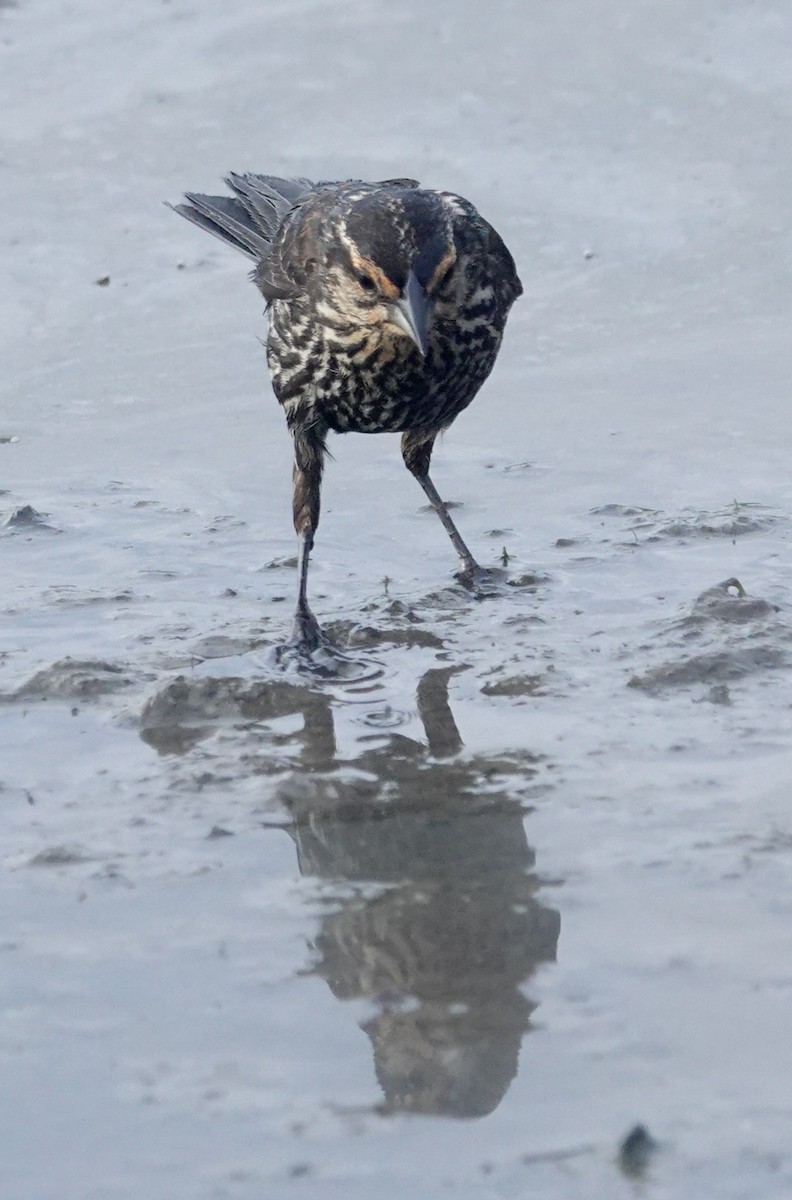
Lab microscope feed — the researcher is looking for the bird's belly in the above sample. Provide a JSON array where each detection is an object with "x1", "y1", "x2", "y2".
[
  {"x1": 270, "y1": 316, "x2": 502, "y2": 436},
  {"x1": 317, "y1": 341, "x2": 498, "y2": 435},
  {"x1": 323, "y1": 394, "x2": 415, "y2": 434}
]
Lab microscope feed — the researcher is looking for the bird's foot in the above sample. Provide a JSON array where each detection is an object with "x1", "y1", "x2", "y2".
[
  {"x1": 274, "y1": 609, "x2": 380, "y2": 681},
  {"x1": 273, "y1": 604, "x2": 332, "y2": 671},
  {"x1": 454, "y1": 561, "x2": 508, "y2": 596},
  {"x1": 274, "y1": 604, "x2": 369, "y2": 679},
  {"x1": 286, "y1": 604, "x2": 327, "y2": 653}
]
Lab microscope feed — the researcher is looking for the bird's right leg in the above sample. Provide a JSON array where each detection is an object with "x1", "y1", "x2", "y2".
[
  {"x1": 401, "y1": 429, "x2": 484, "y2": 582},
  {"x1": 288, "y1": 425, "x2": 327, "y2": 651}
]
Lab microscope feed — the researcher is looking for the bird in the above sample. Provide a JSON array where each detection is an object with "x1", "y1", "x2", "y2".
[{"x1": 171, "y1": 173, "x2": 522, "y2": 654}]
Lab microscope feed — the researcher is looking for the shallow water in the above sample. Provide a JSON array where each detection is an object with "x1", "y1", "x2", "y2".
[{"x1": 3, "y1": 1, "x2": 792, "y2": 1197}]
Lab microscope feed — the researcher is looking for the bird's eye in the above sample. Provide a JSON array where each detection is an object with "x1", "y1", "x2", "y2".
[{"x1": 356, "y1": 271, "x2": 376, "y2": 293}]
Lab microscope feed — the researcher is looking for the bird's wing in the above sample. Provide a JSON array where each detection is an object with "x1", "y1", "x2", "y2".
[
  {"x1": 251, "y1": 183, "x2": 343, "y2": 301},
  {"x1": 480, "y1": 214, "x2": 523, "y2": 307}
]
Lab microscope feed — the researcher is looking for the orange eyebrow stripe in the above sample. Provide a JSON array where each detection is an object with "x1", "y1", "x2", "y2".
[
  {"x1": 350, "y1": 249, "x2": 401, "y2": 299},
  {"x1": 428, "y1": 246, "x2": 457, "y2": 291}
]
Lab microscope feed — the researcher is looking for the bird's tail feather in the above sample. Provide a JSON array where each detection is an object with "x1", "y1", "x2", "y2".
[
  {"x1": 170, "y1": 194, "x2": 264, "y2": 260},
  {"x1": 171, "y1": 174, "x2": 315, "y2": 261}
]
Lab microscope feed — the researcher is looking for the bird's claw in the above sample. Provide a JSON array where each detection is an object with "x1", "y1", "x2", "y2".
[
  {"x1": 285, "y1": 605, "x2": 327, "y2": 654},
  {"x1": 275, "y1": 607, "x2": 372, "y2": 679},
  {"x1": 455, "y1": 562, "x2": 508, "y2": 596},
  {"x1": 273, "y1": 605, "x2": 330, "y2": 668}
]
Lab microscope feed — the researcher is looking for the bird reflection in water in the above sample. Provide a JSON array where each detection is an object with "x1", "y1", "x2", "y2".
[
  {"x1": 139, "y1": 665, "x2": 560, "y2": 1117},
  {"x1": 281, "y1": 668, "x2": 560, "y2": 1119}
]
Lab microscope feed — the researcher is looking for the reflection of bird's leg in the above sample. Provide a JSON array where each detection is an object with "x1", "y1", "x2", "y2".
[
  {"x1": 401, "y1": 430, "x2": 481, "y2": 580},
  {"x1": 289, "y1": 424, "x2": 327, "y2": 650},
  {"x1": 416, "y1": 668, "x2": 464, "y2": 758},
  {"x1": 299, "y1": 692, "x2": 337, "y2": 768}
]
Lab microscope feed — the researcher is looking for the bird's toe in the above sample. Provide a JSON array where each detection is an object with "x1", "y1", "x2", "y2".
[{"x1": 455, "y1": 562, "x2": 509, "y2": 596}]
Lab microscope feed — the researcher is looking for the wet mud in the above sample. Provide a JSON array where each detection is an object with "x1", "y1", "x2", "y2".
[{"x1": 5, "y1": 462, "x2": 792, "y2": 1200}]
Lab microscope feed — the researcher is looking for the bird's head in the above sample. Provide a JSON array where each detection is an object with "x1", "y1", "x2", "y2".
[{"x1": 319, "y1": 191, "x2": 457, "y2": 355}]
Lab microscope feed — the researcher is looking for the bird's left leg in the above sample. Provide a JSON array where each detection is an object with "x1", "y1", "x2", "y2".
[
  {"x1": 288, "y1": 423, "x2": 327, "y2": 650},
  {"x1": 401, "y1": 429, "x2": 483, "y2": 581}
]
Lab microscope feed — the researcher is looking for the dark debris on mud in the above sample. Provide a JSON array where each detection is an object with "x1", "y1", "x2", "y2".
[
  {"x1": 317, "y1": 575, "x2": 541, "y2": 649},
  {"x1": 1, "y1": 504, "x2": 57, "y2": 533},
  {"x1": 618, "y1": 1123, "x2": 659, "y2": 1178},
  {"x1": 6, "y1": 658, "x2": 141, "y2": 703},
  {"x1": 480, "y1": 672, "x2": 549, "y2": 698},
  {"x1": 310, "y1": 598, "x2": 447, "y2": 651},
  {"x1": 628, "y1": 578, "x2": 792, "y2": 696},
  {"x1": 325, "y1": 620, "x2": 444, "y2": 651},
  {"x1": 592, "y1": 501, "x2": 779, "y2": 548},
  {"x1": 27, "y1": 844, "x2": 95, "y2": 868}
]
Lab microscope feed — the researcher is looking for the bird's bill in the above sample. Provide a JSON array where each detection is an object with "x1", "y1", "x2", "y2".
[{"x1": 389, "y1": 270, "x2": 430, "y2": 356}]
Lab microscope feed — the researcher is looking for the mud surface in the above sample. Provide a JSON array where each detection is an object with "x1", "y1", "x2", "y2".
[{"x1": 3, "y1": 2, "x2": 792, "y2": 1198}]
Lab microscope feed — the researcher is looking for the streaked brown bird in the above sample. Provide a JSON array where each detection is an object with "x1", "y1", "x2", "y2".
[{"x1": 172, "y1": 174, "x2": 522, "y2": 652}]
